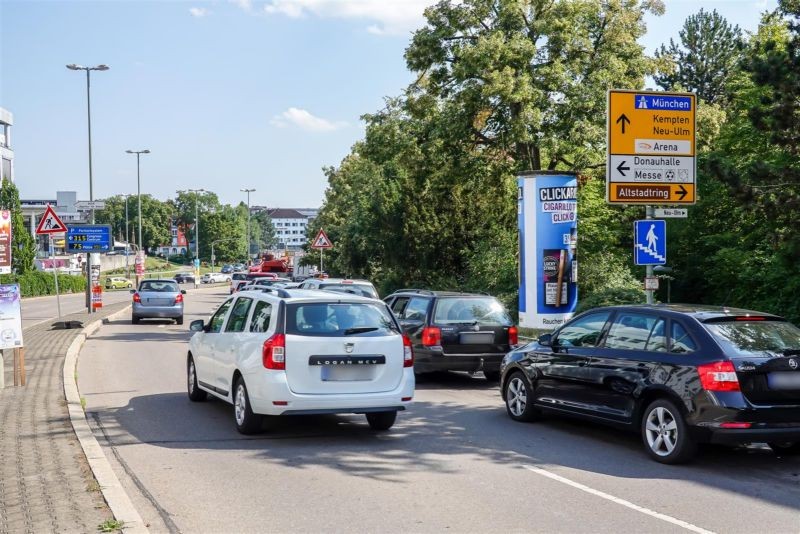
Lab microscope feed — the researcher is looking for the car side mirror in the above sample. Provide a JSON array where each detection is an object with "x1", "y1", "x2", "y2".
[
  {"x1": 189, "y1": 320, "x2": 205, "y2": 332},
  {"x1": 129, "y1": 289, "x2": 136, "y2": 294},
  {"x1": 538, "y1": 333, "x2": 552, "y2": 347},
  {"x1": 181, "y1": 290, "x2": 187, "y2": 294}
]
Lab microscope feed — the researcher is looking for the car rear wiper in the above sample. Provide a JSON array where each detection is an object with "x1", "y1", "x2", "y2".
[{"x1": 343, "y1": 327, "x2": 379, "y2": 335}]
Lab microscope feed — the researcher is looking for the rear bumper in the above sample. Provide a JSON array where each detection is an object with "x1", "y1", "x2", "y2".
[
  {"x1": 132, "y1": 304, "x2": 183, "y2": 319},
  {"x1": 708, "y1": 426, "x2": 800, "y2": 445},
  {"x1": 414, "y1": 348, "x2": 505, "y2": 373}
]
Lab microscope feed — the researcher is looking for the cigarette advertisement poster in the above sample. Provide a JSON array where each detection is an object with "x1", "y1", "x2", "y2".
[
  {"x1": 0, "y1": 284, "x2": 24, "y2": 349},
  {"x1": 518, "y1": 172, "x2": 579, "y2": 330},
  {"x1": 0, "y1": 210, "x2": 11, "y2": 275}
]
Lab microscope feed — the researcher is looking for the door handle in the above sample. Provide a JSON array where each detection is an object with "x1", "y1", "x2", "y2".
[{"x1": 577, "y1": 358, "x2": 590, "y2": 367}]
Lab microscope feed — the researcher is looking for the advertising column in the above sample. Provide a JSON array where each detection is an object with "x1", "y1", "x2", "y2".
[{"x1": 518, "y1": 171, "x2": 579, "y2": 330}]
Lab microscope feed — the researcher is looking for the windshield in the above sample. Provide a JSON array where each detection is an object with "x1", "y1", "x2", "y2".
[
  {"x1": 139, "y1": 281, "x2": 179, "y2": 293},
  {"x1": 433, "y1": 297, "x2": 512, "y2": 326},
  {"x1": 232, "y1": 273, "x2": 247, "y2": 280},
  {"x1": 704, "y1": 319, "x2": 800, "y2": 357},
  {"x1": 286, "y1": 302, "x2": 398, "y2": 337},
  {"x1": 319, "y1": 283, "x2": 378, "y2": 299}
]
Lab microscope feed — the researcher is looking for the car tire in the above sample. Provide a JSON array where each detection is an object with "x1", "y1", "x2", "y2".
[
  {"x1": 366, "y1": 410, "x2": 397, "y2": 431},
  {"x1": 768, "y1": 441, "x2": 800, "y2": 456},
  {"x1": 132, "y1": 316, "x2": 140, "y2": 325},
  {"x1": 504, "y1": 371, "x2": 540, "y2": 422},
  {"x1": 176, "y1": 317, "x2": 184, "y2": 326},
  {"x1": 641, "y1": 399, "x2": 697, "y2": 464},
  {"x1": 127, "y1": 283, "x2": 133, "y2": 288},
  {"x1": 233, "y1": 377, "x2": 262, "y2": 435},
  {"x1": 484, "y1": 370, "x2": 501, "y2": 382},
  {"x1": 187, "y1": 356, "x2": 207, "y2": 402}
]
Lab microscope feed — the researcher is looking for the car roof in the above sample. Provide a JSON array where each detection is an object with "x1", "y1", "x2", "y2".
[
  {"x1": 237, "y1": 288, "x2": 381, "y2": 304},
  {"x1": 308, "y1": 278, "x2": 374, "y2": 285},
  {"x1": 585, "y1": 304, "x2": 785, "y2": 322},
  {"x1": 387, "y1": 289, "x2": 490, "y2": 298}
]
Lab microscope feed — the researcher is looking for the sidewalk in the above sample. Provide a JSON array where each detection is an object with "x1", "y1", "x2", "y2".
[{"x1": 0, "y1": 303, "x2": 128, "y2": 534}]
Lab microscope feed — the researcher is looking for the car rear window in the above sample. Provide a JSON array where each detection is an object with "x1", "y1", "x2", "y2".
[
  {"x1": 704, "y1": 319, "x2": 800, "y2": 357},
  {"x1": 319, "y1": 283, "x2": 378, "y2": 299},
  {"x1": 433, "y1": 297, "x2": 512, "y2": 326},
  {"x1": 139, "y1": 281, "x2": 179, "y2": 293},
  {"x1": 232, "y1": 273, "x2": 247, "y2": 281},
  {"x1": 286, "y1": 302, "x2": 398, "y2": 337}
]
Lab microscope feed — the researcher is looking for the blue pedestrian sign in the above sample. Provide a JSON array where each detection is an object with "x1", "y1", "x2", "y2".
[
  {"x1": 193, "y1": 258, "x2": 200, "y2": 269},
  {"x1": 65, "y1": 224, "x2": 113, "y2": 254},
  {"x1": 634, "y1": 220, "x2": 666, "y2": 265}
]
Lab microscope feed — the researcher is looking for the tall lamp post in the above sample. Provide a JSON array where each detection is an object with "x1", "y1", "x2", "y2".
[
  {"x1": 67, "y1": 62, "x2": 109, "y2": 313},
  {"x1": 126, "y1": 150, "x2": 150, "y2": 285},
  {"x1": 240, "y1": 188, "x2": 255, "y2": 264},
  {"x1": 122, "y1": 193, "x2": 132, "y2": 279}
]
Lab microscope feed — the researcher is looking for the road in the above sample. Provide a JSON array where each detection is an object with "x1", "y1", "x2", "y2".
[
  {"x1": 21, "y1": 289, "x2": 133, "y2": 329},
  {"x1": 79, "y1": 287, "x2": 800, "y2": 533}
]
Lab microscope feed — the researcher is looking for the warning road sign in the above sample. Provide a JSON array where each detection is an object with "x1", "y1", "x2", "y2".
[
  {"x1": 607, "y1": 89, "x2": 696, "y2": 205},
  {"x1": 311, "y1": 229, "x2": 333, "y2": 249},
  {"x1": 35, "y1": 205, "x2": 67, "y2": 234}
]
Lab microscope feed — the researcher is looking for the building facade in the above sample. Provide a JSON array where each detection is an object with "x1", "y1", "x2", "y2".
[{"x1": 0, "y1": 108, "x2": 13, "y2": 184}]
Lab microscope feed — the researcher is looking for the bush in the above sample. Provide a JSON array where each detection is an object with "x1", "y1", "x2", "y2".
[
  {"x1": 0, "y1": 271, "x2": 87, "y2": 297},
  {"x1": 576, "y1": 286, "x2": 646, "y2": 314}
]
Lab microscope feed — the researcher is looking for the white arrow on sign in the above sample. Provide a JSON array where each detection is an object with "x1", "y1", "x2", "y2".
[{"x1": 608, "y1": 154, "x2": 694, "y2": 183}]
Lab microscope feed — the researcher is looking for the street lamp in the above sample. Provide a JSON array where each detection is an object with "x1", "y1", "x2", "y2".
[
  {"x1": 241, "y1": 188, "x2": 255, "y2": 263},
  {"x1": 125, "y1": 149, "x2": 150, "y2": 252},
  {"x1": 121, "y1": 194, "x2": 132, "y2": 279},
  {"x1": 67, "y1": 62, "x2": 109, "y2": 313}
]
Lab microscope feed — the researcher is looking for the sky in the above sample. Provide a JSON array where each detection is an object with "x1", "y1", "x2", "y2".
[{"x1": 0, "y1": 0, "x2": 779, "y2": 210}]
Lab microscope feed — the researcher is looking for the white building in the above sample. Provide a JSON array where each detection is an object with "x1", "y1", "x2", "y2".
[
  {"x1": 266, "y1": 208, "x2": 313, "y2": 250},
  {"x1": 0, "y1": 108, "x2": 13, "y2": 183}
]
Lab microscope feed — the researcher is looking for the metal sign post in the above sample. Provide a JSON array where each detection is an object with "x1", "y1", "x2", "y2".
[
  {"x1": 48, "y1": 235, "x2": 63, "y2": 320},
  {"x1": 310, "y1": 229, "x2": 333, "y2": 274}
]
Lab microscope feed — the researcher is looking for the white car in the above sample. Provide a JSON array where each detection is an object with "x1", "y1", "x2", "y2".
[
  {"x1": 187, "y1": 288, "x2": 415, "y2": 434},
  {"x1": 298, "y1": 278, "x2": 379, "y2": 298},
  {"x1": 202, "y1": 272, "x2": 231, "y2": 284}
]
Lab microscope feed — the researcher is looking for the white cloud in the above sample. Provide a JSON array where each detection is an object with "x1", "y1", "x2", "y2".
[
  {"x1": 262, "y1": 0, "x2": 436, "y2": 35},
  {"x1": 229, "y1": 0, "x2": 253, "y2": 11},
  {"x1": 270, "y1": 108, "x2": 347, "y2": 132},
  {"x1": 189, "y1": 7, "x2": 211, "y2": 17}
]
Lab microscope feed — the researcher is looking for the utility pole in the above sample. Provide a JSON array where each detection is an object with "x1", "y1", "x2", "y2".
[{"x1": 241, "y1": 188, "x2": 255, "y2": 264}]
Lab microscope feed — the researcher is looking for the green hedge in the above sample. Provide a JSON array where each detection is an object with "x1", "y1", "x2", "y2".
[{"x1": 0, "y1": 271, "x2": 87, "y2": 297}]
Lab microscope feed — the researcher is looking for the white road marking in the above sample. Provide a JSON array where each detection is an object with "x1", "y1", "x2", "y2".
[{"x1": 523, "y1": 465, "x2": 716, "y2": 534}]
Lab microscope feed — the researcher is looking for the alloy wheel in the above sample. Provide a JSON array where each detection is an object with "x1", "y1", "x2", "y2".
[
  {"x1": 188, "y1": 361, "x2": 196, "y2": 394},
  {"x1": 645, "y1": 406, "x2": 679, "y2": 456},
  {"x1": 506, "y1": 377, "x2": 528, "y2": 417},
  {"x1": 235, "y1": 385, "x2": 247, "y2": 426}
]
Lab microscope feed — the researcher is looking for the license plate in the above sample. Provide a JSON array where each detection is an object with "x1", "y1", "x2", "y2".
[
  {"x1": 309, "y1": 355, "x2": 386, "y2": 366},
  {"x1": 767, "y1": 372, "x2": 800, "y2": 390},
  {"x1": 459, "y1": 332, "x2": 495, "y2": 344},
  {"x1": 321, "y1": 366, "x2": 373, "y2": 382}
]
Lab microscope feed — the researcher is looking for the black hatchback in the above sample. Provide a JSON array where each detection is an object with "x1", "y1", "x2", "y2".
[
  {"x1": 384, "y1": 290, "x2": 518, "y2": 381},
  {"x1": 500, "y1": 305, "x2": 800, "y2": 463}
]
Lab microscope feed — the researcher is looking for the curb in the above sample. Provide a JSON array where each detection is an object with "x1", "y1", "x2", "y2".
[{"x1": 63, "y1": 305, "x2": 149, "y2": 534}]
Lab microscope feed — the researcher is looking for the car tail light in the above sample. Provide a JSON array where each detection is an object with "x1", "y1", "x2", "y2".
[
  {"x1": 421, "y1": 327, "x2": 441, "y2": 347},
  {"x1": 508, "y1": 325, "x2": 519, "y2": 345},
  {"x1": 263, "y1": 333, "x2": 286, "y2": 370},
  {"x1": 720, "y1": 422, "x2": 751, "y2": 429},
  {"x1": 132, "y1": 293, "x2": 141, "y2": 303},
  {"x1": 175, "y1": 293, "x2": 184, "y2": 304},
  {"x1": 403, "y1": 334, "x2": 414, "y2": 368},
  {"x1": 697, "y1": 361, "x2": 740, "y2": 391},
  {"x1": 735, "y1": 316, "x2": 765, "y2": 321}
]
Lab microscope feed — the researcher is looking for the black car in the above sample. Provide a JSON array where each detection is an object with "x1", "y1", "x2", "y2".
[
  {"x1": 384, "y1": 289, "x2": 518, "y2": 381},
  {"x1": 501, "y1": 304, "x2": 800, "y2": 464},
  {"x1": 174, "y1": 272, "x2": 196, "y2": 284}
]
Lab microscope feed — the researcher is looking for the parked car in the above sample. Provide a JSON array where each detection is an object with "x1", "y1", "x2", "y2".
[
  {"x1": 105, "y1": 276, "x2": 132, "y2": 289},
  {"x1": 174, "y1": 272, "x2": 196, "y2": 284},
  {"x1": 299, "y1": 278, "x2": 379, "y2": 299},
  {"x1": 132, "y1": 280, "x2": 185, "y2": 325},
  {"x1": 384, "y1": 290, "x2": 517, "y2": 381},
  {"x1": 230, "y1": 272, "x2": 285, "y2": 293},
  {"x1": 232, "y1": 263, "x2": 245, "y2": 271},
  {"x1": 187, "y1": 288, "x2": 415, "y2": 434},
  {"x1": 220, "y1": 264, "x2": 234, "y2": 274},
  {"x1": 202, "y1": 272, "x2": 232, "y2": 284},
  {"x1": 500, "y1": 304, "x2": 800, "y2": 464}
]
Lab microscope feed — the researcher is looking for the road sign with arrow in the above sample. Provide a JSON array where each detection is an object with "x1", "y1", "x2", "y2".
[{"x1": 606, "y1": 89, "x2": 696, "y2": 205}]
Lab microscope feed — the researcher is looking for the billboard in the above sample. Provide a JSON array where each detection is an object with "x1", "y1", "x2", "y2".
[
  {"x1": 518, "y1": 172, "x2": 579, "y2": 330},
  {"x1": 0, "y1": 210, "x2": 10, "y2": 274},
  {"x1": 0, "y1": 284, "x2": 23, "y2": 349}
]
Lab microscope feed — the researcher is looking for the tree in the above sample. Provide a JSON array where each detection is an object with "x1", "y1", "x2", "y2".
[
  {"x1": 654, "y1": 9, "x2": 743, "y2": 103},
  {"x1": 0, "y1": 179, "x2": 35, "y2": 274},
  {"x1": 199, "y1": 205, "x2": 246, "y2": 262},
  {"x1": 249, "y1": 209, "x2": 277, "y2": 253},
  {"x1": 173, "y1": 190, "x2": 221, "y2": 253}
]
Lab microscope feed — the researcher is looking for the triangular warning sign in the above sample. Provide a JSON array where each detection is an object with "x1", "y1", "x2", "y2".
[
  {"x1": 36, "y1": 205, "x2": 67, "y2": 234},
  {"x1": 310, "y1": 229, "x2": 333, "y2": 249}
]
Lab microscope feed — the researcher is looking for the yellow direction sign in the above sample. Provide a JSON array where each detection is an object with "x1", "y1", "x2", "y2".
[{"x1": 606, "y1": 90, "x2": 696, "y2": 205}]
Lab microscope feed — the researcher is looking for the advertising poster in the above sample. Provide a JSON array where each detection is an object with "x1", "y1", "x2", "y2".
[
  {"x1": 0, "y1": 284, "x2": 24, "y2": 349},
  {"x1": 0, "y1": 210, "x2": 11, "y2": 275},
  {"x1": 518, "y1": 172, "x2": 579, "y2": 330}
]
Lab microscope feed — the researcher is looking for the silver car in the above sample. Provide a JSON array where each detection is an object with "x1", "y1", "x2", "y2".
[{"x1": 132, "y1": 279, "x2": 185, "y2": 325}]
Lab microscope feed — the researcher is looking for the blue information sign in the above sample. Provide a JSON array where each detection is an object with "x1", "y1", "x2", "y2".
[
  {"x1": 66, "y1": 225, "x2": 113, "y2": 254},
  {"x1": 634, "y1": 220, "x2": 666, "y2": 265}
]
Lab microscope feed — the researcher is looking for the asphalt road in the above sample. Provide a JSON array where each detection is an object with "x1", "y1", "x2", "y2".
[
  {"x1": 21, "y1": 288, "x2": 133, "y2": 329},
  {"x1": 79, "y1": 287, "x2": 800, "y2": 533}
]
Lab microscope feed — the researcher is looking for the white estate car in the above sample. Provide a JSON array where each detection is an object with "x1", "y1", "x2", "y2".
[
  {"x1": 298, "y1": 278, "x2": 379, "y2": 299},
  {"x1": 187, "y1": 288, "x2": 415, "y2": 434},
  {"x1": 201, "y1": 272, "x2": 231, "y2": 284}
]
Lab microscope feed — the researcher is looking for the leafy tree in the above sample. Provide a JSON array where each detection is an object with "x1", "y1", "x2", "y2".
[
  {"x1": 654, "y1": 9, "x2": 743, "y2": 103},
  {"x1": 0, "y1": 178, "x2": 35, "y2": 273},
  {"x1": 173, "y1": 190, "x2": 221, "y2": 253},
  {"x1": 199, "y1": 204, "x2": 246, "y2": 262},
  {"x1": 249, "y1": 209, "x2": 276, "y2": 254}
]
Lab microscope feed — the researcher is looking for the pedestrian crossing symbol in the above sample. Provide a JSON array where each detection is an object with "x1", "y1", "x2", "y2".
[
  {"x1": 310, "y1": 229, "x2": 333, "y2": 249},
  {"x1": 35, "y1": 204, "x2": 67, "y2": 235},
  {"x1": 634, "y1": 220, "x2": 666, "y2": 265}
]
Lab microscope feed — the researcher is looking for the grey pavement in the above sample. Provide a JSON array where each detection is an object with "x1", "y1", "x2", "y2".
[{"x1": 0, "y1": 303, "x2": 128, "y2": 534}]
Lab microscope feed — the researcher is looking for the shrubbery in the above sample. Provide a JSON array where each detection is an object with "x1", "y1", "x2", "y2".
[{"x1": 0, "y1": 271, "x2": 86, "y2": 297}]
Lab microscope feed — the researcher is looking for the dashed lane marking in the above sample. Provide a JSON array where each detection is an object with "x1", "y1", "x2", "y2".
[{"x1": 522, "y1": 464, "x2": 715, "y2": 534}]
